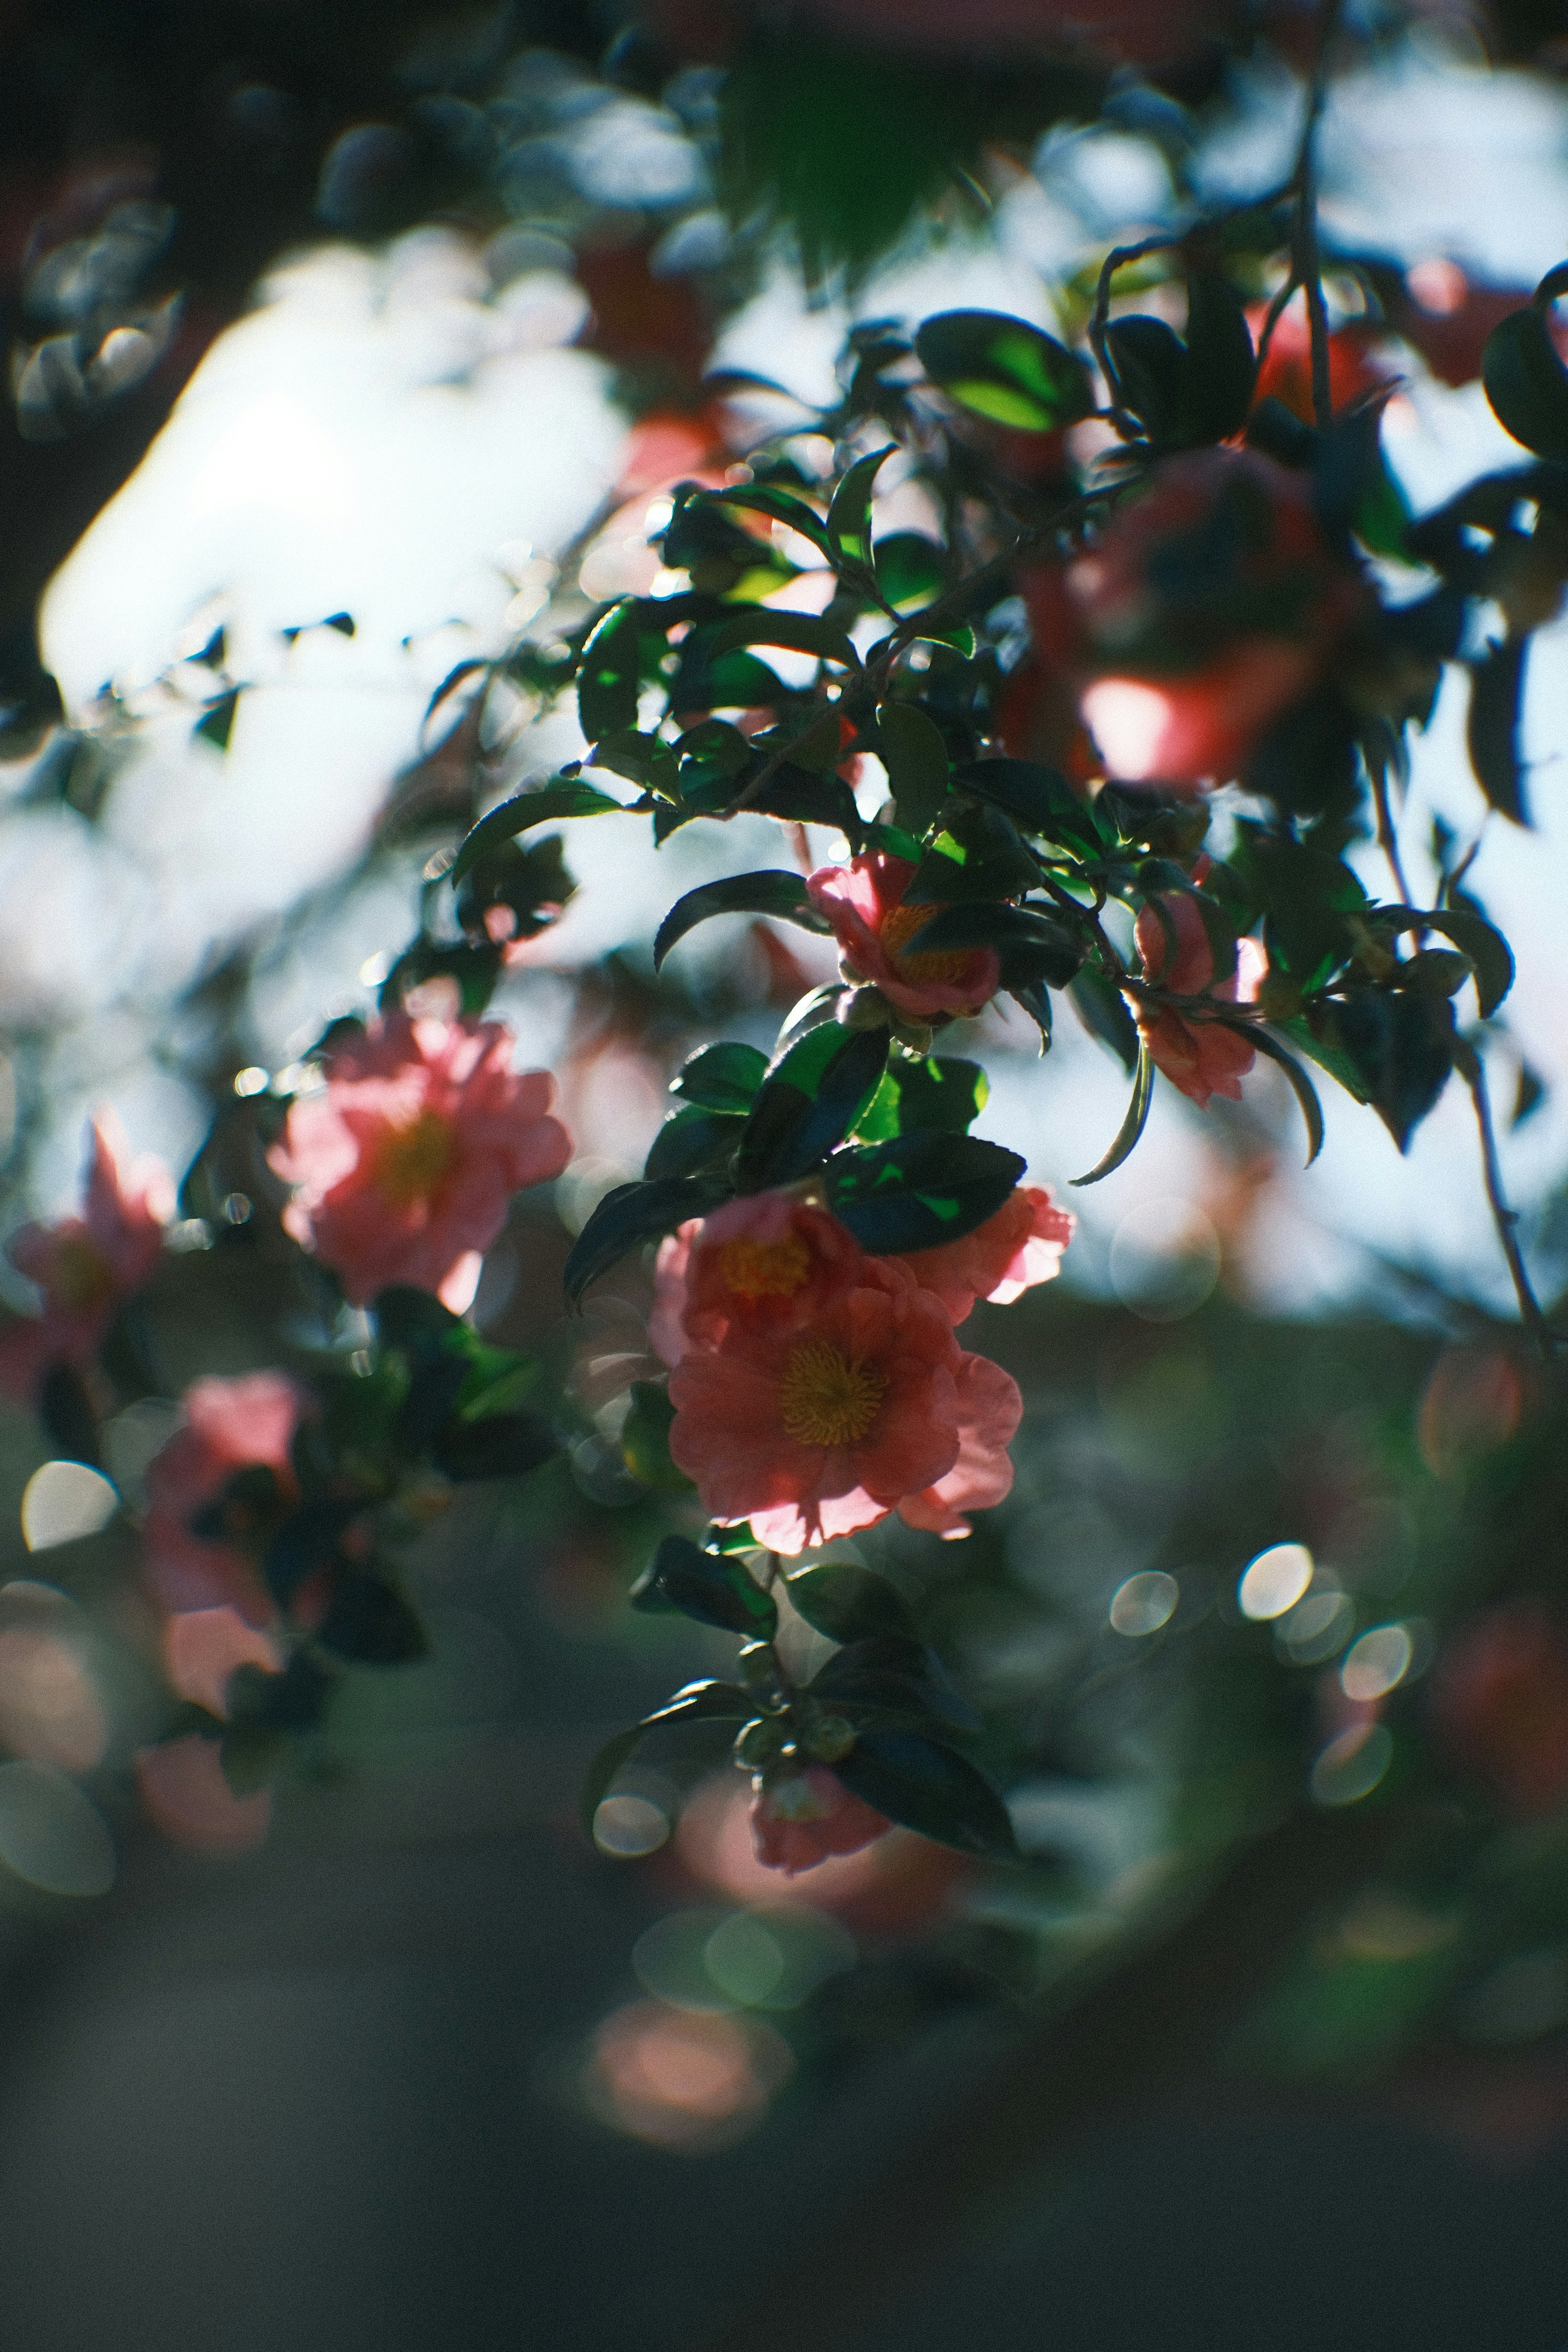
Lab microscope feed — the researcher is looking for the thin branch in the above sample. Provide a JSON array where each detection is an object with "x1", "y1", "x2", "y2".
[
  {"x1": 1369, "y1": 751, "x2": 1415, "y2": 909},
  {"x1": 1462, "y1": 1045, "x2": 1558, "y2": 1359},
  {"x1": 1294, "y1": 0, "x2": 1348, "y2": 432}
]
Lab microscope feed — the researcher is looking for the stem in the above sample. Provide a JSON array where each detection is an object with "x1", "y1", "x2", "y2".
[
  {"x1": 1294, "y1": 0, "x2": 1348, "y2": 432},
  {"x1": 1369, "y1": 753, "x2": 1415, "y2": 909},
  {"x1": 1463, "y1": 1046, "x2": 1557, "y2": 1359}
]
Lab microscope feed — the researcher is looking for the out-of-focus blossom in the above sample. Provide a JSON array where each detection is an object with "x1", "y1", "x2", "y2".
[
  {"x1": 1250, "y1": 290, "x2": 1400, "y2": 426},
  {"x1": 1430, "y1": 1602, "x2": 1568, "y2": 1815},
  {"x1": 1135, "y1": 883, "x2": 1267, "y2": 1108},
  {"x1": 0, "y1": 1112, "x2": 173, "y2": 1401},
  {"x1": 750, "y1": 1764, "x2": 890, "y2": 1875},
  {"x1": 895, "y1": 1185, "x2": 1074, "y2": 1323},
  {"x1": 667, "y1": 1257, "x2": 1021, "y2": 1551},
  {"x1": 268, "y1": 1013, "x2": 571, "y2": 1311},
  {"x1": 650, "y1": 1193, "x2": 868, "y2": 1366},
  {"x1": 134, "y1": 1735, "x2": 271, "y2": 1853},
  {"x1": 163, "y1": 1605, "x2": 283, "y2": 1717},
  {"x1": 807, "y1": 855, "x2": 1001, "y2": 1020},
  {"x1": 142, "y1": 1371, "x2": 303, "y2": 1627},
  {"x1": 1025, "y1": 447, "x2": 1366, "y2": 790}
]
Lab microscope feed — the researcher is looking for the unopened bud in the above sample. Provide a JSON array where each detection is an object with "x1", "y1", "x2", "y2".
[
  {"x1": 805, "y1": 1712, "x2": 856, "y2": 1763},
  {"x1": 839, "y1": 985, "x2": 893, "y2": 1030},
  {"x1": 733, "y1": 1716, "x2": 780, "y2": 1770}
]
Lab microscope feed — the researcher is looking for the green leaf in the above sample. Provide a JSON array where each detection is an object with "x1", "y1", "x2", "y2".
[
  {"x1": 621, "y1": 1381, "x2": 695, "y2": 1494},
  {"x1": 952, "y1": 757, "x2": 1102, "y2": 855},
  {"x1": 318, "y1": 1569, "x2": 430, "y2": 1666},
  {"x1": 809, "y1": 1636, "x2": 981, "y2": 1735},
  {"x1": 1428, "y1": 906, "x2": 1515, "y2": 1019},
  {"x1": 644, "y1": 1106, "x2": 745, "y2": 1181},
  {"x1": 873, "y1": 532, "x2": 946, "y2": 614},
  {"x1": 1072, "y1": 1036, "x2": 1153, "y2": 1185},
  {"x1": 431, "y1": 1414, "x2": 556, "y2": 1481},
  {"x1": 784, "y1": 1563, "x2": 916, "y2": 1645},
  {"x1": 706, "y1": 610, "x2": 862, "y2": 669},
  {"x1": 564, "y1": 1174, "x2": 733, "y2": 1305},
  {"x1": 653, "y1": 869, "x2": 829, "y2": 971},
  {"x1": 1321, "y1": 987, "x2": 1455, "y2": 1152},
  {"x1": 1278, "y1": 1012, "x2": 1372, "y2": 1105},
  {"x1": 1105, "y1": 314, "x2": 1188, "y2": 446},
  {"x1": 578, "y1": 599, "x2": 644, "y2": 741},
  {"x1": 915, "y1": 310, "x2": 1093, "y2": 432},
  {"x1": 1211, "y1": 1020, "x2": 1325, "y2": 1165},
  {"x1": 194, "y1": 689, "x2": 240, "y2": 751},
  {"x1": 734, "y1": 1023, "x2": 891, "y2": 1191},
  {"x1": 630, "y1": 1534, "x2": 778, "y2": 1635},
  {"x1": 588, "y1": 727, "x2": 680, "y2": 800},
  {"x1": 451, "y1": 780, "x2": 623, "y2": 886},
  {"x1": 902, "y1": 804, "x2": 1040, "y2": 904},
  {"x1": 826, "y1": 444, "x2": 895, "y2": 571},
  {"x1": 825, "y1": 1132, "x2": 1025, "y2": 1252},
  {"x1": 700, "y1": 482, "x2": 833, "y2": 558},
  {"x1": 835, "y1": 1728, "x2": 1017, "y2": 1858},
  {"x1": 1181, "y1": 273, "x2": 1256, "y2": 444},
  {"x1": 1483, "y1": 305, "x2": 1568, "y2": 463},
  {"x1": 1069, "y1": 969, "x2": 1139, "y2": 1073},
  {"x1": 581, "y1": 1678, "x2": 755, "y2": 1836},
  {"x1": 901, "y1": 900, "x2": 1083, "y2": 990},
  {"x1": 1467, "y1": 637, "x2": 1529, "y2": 825},
  {"x1": 855, "y1": 1054, "x2": 989, "y2": 1143},
  {"x1": 877, "y1": 700, "x2": 951, "y2": 835},
  {"x1": 671, "y1": 1042, "x2": 770, "y2": 1114}
]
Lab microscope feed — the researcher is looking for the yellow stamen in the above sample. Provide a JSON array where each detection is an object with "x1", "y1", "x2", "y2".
[
  {"x1": 779, "y1": 1338, "x2": 888, "y2": 1447},
  {"x1": 717, "y1": 1233, "x2": 811, "y2": 1301},
  {"x1": 370, "y1": 1108, "x2": 453, "y2": 1209}
]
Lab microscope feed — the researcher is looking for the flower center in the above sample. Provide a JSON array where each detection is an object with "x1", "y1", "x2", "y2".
[
  {"x1": 778, "y1": 1338, "x2": 888, "y2": 1448},
  {"x1": 877, "y1": 900, "x2": 976, "y2": 989},
  {"x1": 717, "y1": 1233, "x2": 811, "y2": 1301},
  {"x1": 369, "y1": 1108, "x2": 453, "y2": 1210}
]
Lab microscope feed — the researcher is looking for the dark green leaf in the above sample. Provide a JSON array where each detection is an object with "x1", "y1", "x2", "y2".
[
  {"x1": 1071, "y1": 1036, "x2": 1153, "y2": 1185},
  {"x1": 1483, "y1": 305, "x2": 1568, "y2": 464},
  {"x1": 735, "y1": 1023, "x2": 891, "y2": 1191},
  {"x1": 855, "y1": 1054, "x2": 989, "y2": 1143},
  {"x1": 810, "y1": 1637, "x2": 982, "y2": 1735},
  {"x1": 835, "y1": 1728, "x2": 1017, "y2": 1858},
  {"x1": 564, "y1": 1174, "x2": 733, "y2": 1305},
  {"x1": 578, "y1": 599, "x2": 643, "y2": 741},
  {"x1": 952, "y1": 757, "x2": 1102, "y2": 855},
  {"x1": 902, "y1": 804, "x2": 1041, "y2": 904},
  {"x1": 589, "y1": 728, "x2": 680, "y2": 800},
  {"x1": 915, "y1": 310, "x2": 1093, "y2": 432},
  {"x1": 784, "y1": 1563, "x2": 916, "y2": 1645},
  {"x1": 1105, "y1": 314, "x2": 1187, "y2": 446},
  {"x1": 671, "y1": 1041, "x2": 770, "y2": 1114},
  {"x1": 901, "y1": 900, "x2": 1083, "y2": 989},
  {"x1": 1323, "y1": 987, "x2": 1455, "y2": 1151},
  {"x1": 630, "y1": 1534, "x2": 778, "y2": 1635},
  {"x1": 701, "y1": 482, "x2": 833, "y2": 558},
  {"x1": 1468, "y1": 637, "x2": 1529, "y2": 824},
  {"x1": 431, "y1": 1413, "x2": 557, "y2": 1481},
  {"x1": 706, "y1": 610, "x2": 861, "y2": 669},
  {"x1": 827, "y1": 444, "x2": 895, "y2": 571},
  {"x1": 1429, "y1": 906, "x2": 1515, "y2": 1018},
  {"x1": 873, "y1": 532, "x2": 946, "y2": 613},
  {"x1": 826, "y1": 1132, "x2": 1025, "y2": 1252},
  {"x1": 1211, "y1": 1021, "x2": 1324, "y2": 1165},
  {"x1": 1069, "y1": 969, "x2": 1139, "y2": 1072},
  {"x1": 318, "y1": 1569, "x2": 430, "y2": 1666},
  {"x1": 653, "y1": 869, "x2": 829, "y2": 971},
  {"x1": 581, "y1": 1679, "x2": 755, "y2": 1835},
  {"x1": 263, "y1": 1499, "x2": 364, "y2": 1608},
  {"x1": 644, "y1": 1106, "x2": 745, "y2": 1181},
  {"x1": 194, "y1": 689, "x2": 240, "y2": 751},
  {"x1": 1182, "y1": 272, "x2": 1256, "y2": 443},
  {"x1": 877, "y1": 700, "x2": 951, "y2": 834},
  {"x1": 451, "y1": 780, "x2": 623, "y2": 886}
]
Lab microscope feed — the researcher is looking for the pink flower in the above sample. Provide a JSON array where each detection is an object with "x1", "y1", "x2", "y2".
[
  {"x1": 895, "y1": 1185, "x2": 1074, "y2": 1323},
  {"x1": 143, "y1": 1372, "x2": 304, "y2": 1627},
  {"x1": 667, "y1": 1257, "x2": 1021, "y2": 1552},
  {"x1": 650, "y1": 1192, "x2": 869, "y2": 1367},
  {"x1": 163, "y1": 1606, "x2": 282, "y2": 1717},
  {"x1": 806, "y1": 855, "x2": 1001, "y2": 1020},
  {"x1": 1134, "y1": 886, "x2": 1267, "y2": 1109},
  {"x1": 750, "y1": 1765, "x2": 890, "y2": 1875},
  {"x1": 268, "y1": 1014, "x2": 571, "y2": 1310},
  {"x1": 0, "y1": 1113, "x2": 172, "y2": 1401}
]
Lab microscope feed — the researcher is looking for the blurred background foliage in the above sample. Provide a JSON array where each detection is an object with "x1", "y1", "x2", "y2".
[{"x1": 2, "y1": 2, "x2": 1568, "y2": 2349}]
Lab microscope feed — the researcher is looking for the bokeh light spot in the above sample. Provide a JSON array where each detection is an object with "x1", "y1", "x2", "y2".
[
  {"x1": 584, "y1": 1999, "x2": 792, "y2": 2152},
  {"x1": 1109, "y1": 1570, "x2": 1179, "y2": 1637},
  {"x1": 0, "y1": 1627, "x2": 108, "y2": 1772},
  {"x1": 1109, "y1": 1197, "x2": 1221, "y2": 1323},
  {"x1": 1340, "y1": 1623, "x2": 1414, "y2": 1703},
  {"x1": 1238, "y1": 1542, "x2": 1314, "y2": 1621},
  {"x1": 593, "y1": 1792, "x2": 670, "y2": 1858},
  {"x1": 0, "y1": 1759, "x2": 115, "y2": 1895},
  {"x1": 20, "y1": 1461, "x2": 118, "y2": 1551},
  {"x1": 1310, "y1": 1721, "x2": 1393, "y2": 1806}
]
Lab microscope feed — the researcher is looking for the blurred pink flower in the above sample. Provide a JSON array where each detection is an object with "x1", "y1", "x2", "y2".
[
  {"x1": 650, "y1": 1192, "x2": 869, "y2": 1367},
  {"x1": 751, "y1": 1766, "x2": 890, "y2": 1875},
  {"x1": 268, "y1": 1014, "x2": 571, "y2": 1310},
  {"x1": 143, "y1": 1371, "x2": 304, "y2": 1627},
  {"x1": 0, "y1": 1112, "x2": 172, "y2": 1401},
  {"x1": 667, "y1": 1258, "x2": 1021, "y2": 1552},
  {"x1": 163, "y1": 1606, "x2": 283, "y2": 1717},
  {"x1": 1135, "y1": 886, "x2": 1267, "y2": 1109},
  {"x1": 896, "y1": 1184, "x2": 1074, "y2": 1323},
  {"x1": 807, "y1": 855, "x2": 1001, "y2": 1020}
]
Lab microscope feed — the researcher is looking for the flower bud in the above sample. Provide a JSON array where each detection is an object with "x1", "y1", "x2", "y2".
[
  {"x1": 804, "y1": 1711, "x2": 856, "y2": 1763},
  {"x1": 733, "y1": 1715, "x2": 783, "y2": 1770}
]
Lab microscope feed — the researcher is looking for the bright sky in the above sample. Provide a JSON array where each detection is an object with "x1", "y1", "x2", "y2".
[{"x1": 8, "y1": 32, "x2": 1568, "y2": 1325}]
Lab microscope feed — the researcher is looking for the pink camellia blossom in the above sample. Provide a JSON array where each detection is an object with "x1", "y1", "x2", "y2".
[
  {"x1": 143, "y1": 1372, "x2": 304, "y2": 1627},
  {"x1": 163, "y1": 1606, "x2": 283, "y2": 1718},
  {"x1": 750, "y1": 1765, "x2": 891, "y2": 1875},
  {"x1": 1134, "y1": 885, "x2": 1268, "y2": 1109},
  {"x1": 268, "y1": 1014, "x2": 571, "y2": 1311},
  {"x1": 0, "y1": 1112, "x2": 173, "y2": 1401},
  {"x1": 807, "y1": 855, "x2": 1001, "y2": 1021},
  {"x1": 896, "y1": 1185, "x2": 1075, "y2": 1324},
  {"x1": 650, "y1": 1192, "x2": 869, "y2": 1367},
  {"x1": 667, "y1": 1257, "x2": 1022, "y2": 1552}
]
